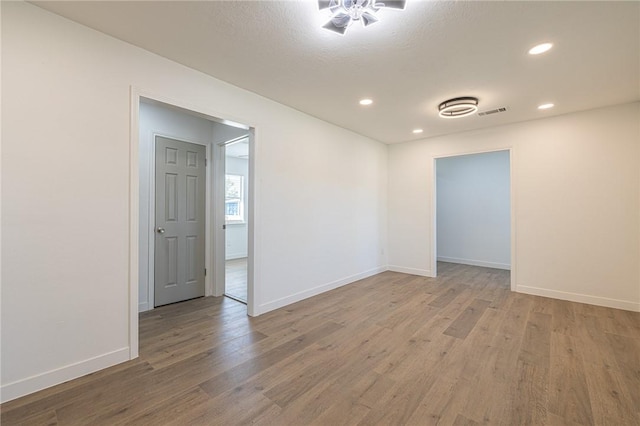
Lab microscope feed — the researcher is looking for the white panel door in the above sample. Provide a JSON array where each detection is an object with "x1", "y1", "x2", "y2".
[{"x1": 155, "y1": 136, "x2": 206, "y2": 307}]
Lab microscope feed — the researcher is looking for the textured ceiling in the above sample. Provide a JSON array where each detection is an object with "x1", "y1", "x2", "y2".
[{"x1": 33, "y1": 1, "x2": 640, "y2": 144}]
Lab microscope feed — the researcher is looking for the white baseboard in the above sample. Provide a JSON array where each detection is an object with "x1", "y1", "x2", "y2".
[
  {"x1": 1, "y1": 347, "x2": 130, "y2": 403},
  {"x1": 138, "y1": 301, "x2": 149, "y2": 312},
  {"x1": 387, "y1": 265, "x2": 434, "y2": 278},
  {"x1": 255, "y1": 266, "x2": 387, "y2": 316},
  {"x1": 437, "y1": 256, "x2": 510, "y2": 270},
  {"x1": 517, "y1": 285, "x2": 640, "y2": 312}
]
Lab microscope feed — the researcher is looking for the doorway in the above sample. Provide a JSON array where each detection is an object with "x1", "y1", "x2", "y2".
[
  {"x1": 137, "y1": 97, "x2": 254, "y2": 314},
  {"x1": 433, "y1": 149, "x2": 514, "y2": 286},
  {"x1": 223, "y1": 137, "x2": 249, "y2": 303}
]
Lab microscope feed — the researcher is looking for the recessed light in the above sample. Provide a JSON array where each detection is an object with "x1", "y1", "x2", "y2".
[
  {"x1": 412, "y1": 129, "x2": 423, "y2": 134},
  {"x1": 359, "y1": 99, "x2": 373, "y2": 106},
  {"x1": 528, "y1": 42, "x2": 553, "y2": 55},
  {"x1": 538, "y1": 103, "x2": 554, "y2": 110}
]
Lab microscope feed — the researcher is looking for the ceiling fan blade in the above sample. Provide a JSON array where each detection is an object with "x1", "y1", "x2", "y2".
[
  {"x1": 323, "y1": 12, "x2": 352, "y2": 34},
  {"x1": 318, "y1": 0, "x2": 333, "y2": 10},
  {"x1": 319, "y1": 0, "x2": 344, "y2": 15},
  {"x1": 374, "y1": 0, "x2": 406, "y2": 9},
  {"x1": 320, "y1": 0, "x2": 344, "y2": 12},
  {"x1": 323, "y1": 19, "x2": 349, "y2": 34},
  {"x1": 361, "y1": 12, "x2": 380, "y2": 27},
  {"x1": 330, "y1": 12, "x2": 352, "y2": 27}
]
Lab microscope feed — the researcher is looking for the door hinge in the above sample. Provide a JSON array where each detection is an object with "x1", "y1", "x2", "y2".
[
  {"x1": 205, "y1": 158, "x2": 208, "y2": 167},
  {"x1": 223, "y1": 224, "x2": 227, "y2": 230},
  {"x1": 204, "y1": 268, "x2": 207, "y2": 276}
]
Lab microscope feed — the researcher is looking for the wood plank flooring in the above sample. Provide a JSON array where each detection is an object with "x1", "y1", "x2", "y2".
[
  {"x1": 225, "y1": 258, "x2": 247, "y2": 303},
  {"x1": 2, "y1": 262, "x2": 639, "y2": 425}
]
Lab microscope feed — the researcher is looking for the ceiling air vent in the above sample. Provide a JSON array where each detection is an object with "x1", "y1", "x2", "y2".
[{"x1": 478, "y1": 107, "x2": 507, "y2": 117}]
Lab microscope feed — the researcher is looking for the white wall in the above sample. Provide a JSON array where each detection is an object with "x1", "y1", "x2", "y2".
[
  {"x1": 225, "y1": 156, "x2": 249, "y2": 260},
  {"x1": 1, "y1": 2, "x2": 388, "y2": 402},
  {"x1": 389, "y1": 102, "x2": 640, "y2": 312},
  {"x1": 436, "y1": 150, "x2": 511, "y2": 269}
]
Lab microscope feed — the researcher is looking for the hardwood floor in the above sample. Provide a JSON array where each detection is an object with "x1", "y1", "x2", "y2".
[
  {"x1": 225, "y1": 258, "x2": 247, "y2": 303},
  {"x1": 2, "y1": 263, "x2": 639, "y2": 425}
]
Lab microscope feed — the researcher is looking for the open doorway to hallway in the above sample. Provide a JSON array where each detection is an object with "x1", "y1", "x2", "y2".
[{"x1": 435, "y1": 150, "x2": 511, "y2": 273}]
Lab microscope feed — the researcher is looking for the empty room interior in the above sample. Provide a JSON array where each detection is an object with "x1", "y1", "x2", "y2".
[{"x1": 1, "y1": 1, "x2": 639, "y2": 425}]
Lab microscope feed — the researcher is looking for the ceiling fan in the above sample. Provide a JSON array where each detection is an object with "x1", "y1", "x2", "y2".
[{"x1": 319, "y1": 0, "x2": 407, "y2": 35}]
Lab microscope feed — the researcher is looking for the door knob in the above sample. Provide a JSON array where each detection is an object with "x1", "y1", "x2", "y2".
[{"x1": 157, "y1": 227, "x2": 165, "y2": 234}]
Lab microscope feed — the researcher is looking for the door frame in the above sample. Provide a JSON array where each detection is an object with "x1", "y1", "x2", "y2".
[
  {"x1": 129, "y1": 86, "x2": 257, "y2": 359},
  {"x1": 148, "y1": 134, "x2": 211, "y2": 309},
  {"x1": 212, "y1": 132, "x2": 256, "y2": 312},
  {"x1": 212, "y1": 134, "x2": 253, "y2": 302},
  {"x1": 430, "y1": 147, "x2": 516, "y2": 292}
]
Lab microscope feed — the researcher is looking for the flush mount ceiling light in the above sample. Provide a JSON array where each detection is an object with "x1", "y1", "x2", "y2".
[
  {"x1": 438, "y1": 97, "x2": 479, "y2": 119},
  {"x1": 319, "y1": 0, "x2": 407, "y2": 35},
  {"x1": 359, "y1": 98, "x2": 373, "y2": 105},
  {"x1": 538, "y1": 103, "x2": 554, "y2": 110},
  {"x1": 412, "y1": 129, "x2": 423, "y2": 134}
]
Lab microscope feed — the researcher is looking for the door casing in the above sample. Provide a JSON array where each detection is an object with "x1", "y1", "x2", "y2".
[
  {"x1": 130, "y1": 87, "x2": 257, "y2": 360},
  {"x1": 430, "y1": 147, "x2": 516, "y2": 291},
  {"x1": 212, "y1": 134, "x2": 252, "y2": 301}
]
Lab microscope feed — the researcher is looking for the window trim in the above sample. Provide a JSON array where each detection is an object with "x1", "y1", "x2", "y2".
[{"x1": 225, "y1": 173, "x2": 245, "y2": 224}]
